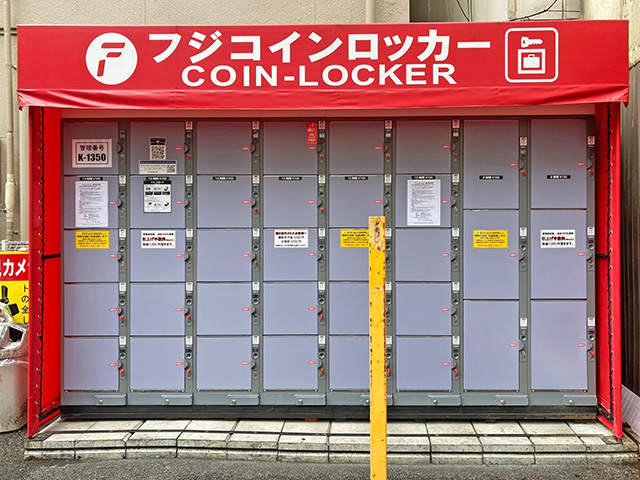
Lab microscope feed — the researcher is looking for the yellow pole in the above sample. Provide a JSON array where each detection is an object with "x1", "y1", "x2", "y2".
[{"x1": 369, "y1": 216, "x2": 387, "y2": 480}]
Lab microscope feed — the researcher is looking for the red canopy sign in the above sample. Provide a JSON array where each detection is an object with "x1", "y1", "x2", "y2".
[{"x1": 17, "y1": 21, "x2": 628, "y2": 110}]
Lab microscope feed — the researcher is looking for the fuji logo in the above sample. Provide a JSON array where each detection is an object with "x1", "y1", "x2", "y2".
[{"x1": 86, "y1": 33, "x2": 137, "y2": 85}]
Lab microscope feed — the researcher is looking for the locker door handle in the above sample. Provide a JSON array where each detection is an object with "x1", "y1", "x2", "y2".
[{"x1": 183, "y1": 143, "x2": 190, "y2": 154}]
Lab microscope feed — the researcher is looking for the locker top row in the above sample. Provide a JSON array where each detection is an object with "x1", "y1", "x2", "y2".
[{"x1": 64, "y1": 119, "x2": 588, "y2": 197}]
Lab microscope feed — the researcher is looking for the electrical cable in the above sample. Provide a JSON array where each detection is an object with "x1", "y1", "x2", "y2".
[
  {"x1": 454, "y1": 0, "x2": 471, "y2": 21},
  {"x1": 510, "y1": 0, "x2": 559, "y2": 21}
]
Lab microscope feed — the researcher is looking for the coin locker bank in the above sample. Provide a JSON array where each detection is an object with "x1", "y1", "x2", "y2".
[{"x1": 17, "y1": 21, "x2": 629, "y2": 437}]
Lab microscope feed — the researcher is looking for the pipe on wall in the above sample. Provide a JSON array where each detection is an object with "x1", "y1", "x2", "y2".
[
  {"x1": 4, "y1": 0, "x2": 15, "y2": 241},
  {"x1": 365, "y1": 0, "x2": 375, "y2": 23}
]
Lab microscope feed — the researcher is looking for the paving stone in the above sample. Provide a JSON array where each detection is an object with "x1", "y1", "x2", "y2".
[
  {"x1": 227, "y1": 450, "x2": 278, "y2": 461},
  {"x1": 75, "y1": 432, "x2": 131, "y2": 448},
  {"x1": 227, "y1": 433, "x2": 280, "y2": 449},
  {"x1": 567, "y1": 421, "x2": 616, "y2": 436},
  {"x1": 329, "y1": 435, "x2": 370, "y2": 452},
  {"x1": 388, "y1": 453, "x2": 430, "y2": 465},
  {"x1": 282, "y1": 420, "x2": 330, "y2": 435},
  {"x1": 430, "y1": 436, "x2": 482, "y2": 453},
  {"x1": 329, "y1": 452, "x2": 369, "y2": 464},
  {"x1": 185, "y1": 420, "x2": 237, "y2": 432},
  {"x1": 387, "y1": 436, "x2": 429, "y2": 453},
  {"x1": 24, "y1": 449, "x2": 76, "y2": 460},
  {"x1": 138, "y1": 420, "x2": 190, "y2": 431},
  {"x1": 530, "y1": 436, "x2": 586, "y2": 453},
  {"x1": 585, "y1": 453, "x2": 638, "y2": 464},
  {"x1": 177, "y1": 448, "x2": 227, "y2": 459},
  {"x1": 279, "y1": 434, "x2": 328, "y2": 451},
  {"x1": 519, "y1": 421, "x2": 573, "y2": 435},
  {"x1": 387, "y1": 422, "x2": 427, "y2": 436},
  {"x1": 235, "y1": 420, "x2": 284, "y2": 433},
  {"x1": 41, "y1": 433, "x2": 81, "y2": 449},
  {"x1": 87, "y1": 420, "x2": 143, "y2": 432},
  {"x1": 582, "y1": 434, "x2": 640, "y2": 453},
  {"x1": 535, "y1": 453, "x2": 587, "y2": 464},
  {"x1": 330, "y1": 421, "x2": 370, "y2": 435},
  {"x1": 479, "y1": 436, "x2": 533, "y2": 453},
  {"x1": 473, "y1": 421, "x2": 525, "y2": 436},
  {"x1": 278, "y1": 451, "x2": 329, "y2": 463},
  {"x1": 41, "y1": 420, "x2": 96, "y2": 433},
  {"x1": 427, "y1": 422, "x2": 475, "y2": 436},
  {"x1": 483, "y1": 453, "x2": 535, "y2": 465},
  {"x1": 127, "y1": 431, "x2": 181, "y2": 447},
  {"x1": 126, "y1": 448, "x2": 177, "y2": 459},
  {"x1": 431, "y1": 453, "x2": 482, "y2": 464},
  {"x1": 581, "y1": 436, "x2": 609, "y2": 452},
  {"x1": 177, "y1": 431, "x2": 229, "y2": 449},
  {"x1": 74, "y1": 449, "x2": 126, "y2": 460}
]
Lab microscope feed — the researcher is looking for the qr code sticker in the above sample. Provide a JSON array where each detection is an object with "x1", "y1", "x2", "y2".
[{"x1": 150, "y1": 137, "x2": 167, "y2": 161}]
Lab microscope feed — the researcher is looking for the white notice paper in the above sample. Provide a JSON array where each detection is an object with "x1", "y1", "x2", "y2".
[
  {"x1": 540, "y1": 229, "x2": 576, "y2": 248},
  {"x1": 144, "y1": 179, "x2": 172, "y2": 213},
  {"x1": 75, "y1": 180, "x2": 108, "y2": 227},
  {"x1": 274, "y1": 229, "x2": 309, "y2": 248},
  {"x1": 141, "y1": 230, "x2": 176, "y2": 249},
  {"x1": 407, "y1": 179, "x2": 441, "y2": 226}
]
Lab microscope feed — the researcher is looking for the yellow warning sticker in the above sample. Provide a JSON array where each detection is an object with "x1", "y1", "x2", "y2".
[
  {"x1": 75, "y1": 231, "x2": 109, "y2": 249},
  {"x1": 473, "y1": 230, "x2": 508, "y2": 249},
  {"x1": 340, "y1": 229, "x2": 369, "y2": 248}
]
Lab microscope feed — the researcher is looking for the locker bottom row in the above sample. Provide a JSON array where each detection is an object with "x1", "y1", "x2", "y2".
[{"x1": 63, "y1": 301, "x2": 592, "y2": 405}]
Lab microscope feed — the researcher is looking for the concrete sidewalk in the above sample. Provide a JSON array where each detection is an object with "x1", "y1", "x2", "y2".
[{"x1": 24, "y1": 419, "x2": 639, "y2": 465}]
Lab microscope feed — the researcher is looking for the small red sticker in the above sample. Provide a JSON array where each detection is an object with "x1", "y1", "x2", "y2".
[
  {"x1": 109, "y1": 201, "x2": 117, "y2": 205},
  {"x1": 308, "y1": 252, "x2": 316, "y2": 257},
  {"x1": 242, "y1": 253, "x2": 251, "y2": 257},
  {"x1": 308, "y1": 307, "x2": 317, "y2": 311},
  {"x1": 176, "y1": 200, "x2": 184, "y2": 204},
  {"x1": 109, "y1": 308, "x2": 118, "y2": 312},
  {"x1": 242, "y1": 307, "x2": 251, "y2": 312},
  {"x1": 578, "y1": 162, "x2": 586, "y2": 166},
  {"x1": 241, "y1": 361, "x2": 251, "y2": 366},
  {"x1": 374, "y1": 200, "x2": 383, "y2": 204},
  {"x1": 442, "y1": 362, "x2": 451, "y2": 366},
  {"x1": 109, "y1": 363, "x2": 117, "y2": 367},
  {"x1": 308, "y1": 146, "x2": 317, "y2": 150},
  {"x1": 510, "y1": 163, "x2": 518, "y2": 167},
  {"x1": 441, "y1": 308, "x2": 450, "y2": 312},
  {"x1": 578, "y1": 252, "x2": 586, "y2": 256},
  {"x1": 176, "y1": 147, "x2": 183, "y2": 151},
  {"x1": 509, "y1": 343, "x2": 518, "y2": 347},
  {"x1": 242, "y1": 147, "x2": 250, "y2": 151},
  {"x1": 442, "y1": 200, "x2": 449, "y2": 204},
  {"x1": 175, "y1": 362, "x2": 184, "y2": 366},
  {"x1": 374, "y1": 146, "x2": 383, "y2": 150},
  {"x1": 509, "y1": 253, "x2": 518, "y2": 257},
  {"x1": 577, "y1": 343, "x2": 586, "y2": 347},
  {"x1": 175, "y1": 308, "x2": 184, "y2": 312},
  {"x1": 308, "y1": 200, "x2": 316, "y2": 204},
  {"x1": 441, "y1": 253, "x2": 450, "y2": 257},
  {"x1": 109, "y1": 254, "x2": 117, "y2": 258},
  {"x1": 176, "y1": 253, "x2": 184, "y2": 258},
  {"x1": 242, "y1": 200, "x2": 251, "y2": 204},
  {"x1": 442, "y1": 145, "x2": 451, "y2": 149},
  {"x1": 308, "y1": 361, "x2": 317, "y2": 365}
]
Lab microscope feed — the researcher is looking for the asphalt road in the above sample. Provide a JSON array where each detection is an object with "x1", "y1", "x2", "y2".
[{"x1": 3, "y1": 427, "x2": 640, "y2": 480}]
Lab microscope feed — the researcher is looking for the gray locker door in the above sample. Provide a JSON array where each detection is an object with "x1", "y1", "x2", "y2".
[
  {"x1": 530, "y1": 210, "x2": 586, "y2": 299},
  {"x1": 463, "y1": 120, "x2": 519, "y2": 209},
  {"x1": 197, "y1": 283, "x2": 252, "y2": 335},
  {"x1": 329, "y1": 336, "x2": 369, "y2": 390},
  {"x1": 64, "y1": 284, "x2": 118, "y2": 336},
  {"x1": 130, "y1": 229, "x2": 186, "y2": 282},
  {"x1": 395, "y1": 175, "x2": 451, "y2": 228},
  {"x1": 263, "y1": 176, "x2": 318, "y2": 228},
  {"x1": 264, "y1": 122, "x2": 318, "y2": 174},
  {"x1": 130, "y1": 283, "x2": 185, "y2": 336},
  {"x1": 197, "y1": 337, "x2": 252, "y2": 390},
  {"x1": 329, "y1": 229, "x2": 369, "y2": 281},
  {"x1": 463, "y1": 210, "x2": 519, "y2": 300},
  {"x1": 264, "y1": 283, "x2": 318, "y2": 335},
  {"x1": 130, "y1": 337, "x2": 185, "y2": 391},
  {"x1": 396, "y1": 229, "x2": 451, "y2": 282},
  {"x1": 130, "y1": 122, "x2": 186, "y2": 175},
  {"x1": 196, "y1": 175, "x2": 252, "y2": 228},
  {"x1": 531, "y1": 301, "x2": 587, "y2": 390},
  {"x1": 130, "y1": 176, "x2": 185, "y2": 228},
  {"x1": 463, "y1": 301, "x2": 519, "y2": 391},
  {"x1": 329, "y1": 121, "x2": 384, "y2": 174},
  {"x1": 263, "y1": 336, "x2": 318, "y2": 390},
  {"x1": 396, "y1": 121, "x2": 452, "y2": 174},
  {"x1": 63, "y1": 122, "x2": 119, "y2": 176},
  {"x1": 396, "y1": 283, "x2": 451, "y2": 336},
  {"x1": 63, "y1": 337, "x2": 118, "y2": 391},
  {"x1": 63, "y1": 176, "x2": 119, "y2": 229},
  {"x1": 196, "y1": 122, "x2": 252, "y2": 175},
  {"x1": 197, "y1": 229, "x2": 252, "y2": 282},
  {"x1": 329, "y1": 283, "x2": 369, "y2": 335},
  {"x1": 396, "y1": 337, "x2": 452, "y2": 391},
  {"x1": 329, "y1": 176, "x2": 383, "y2": 228},
  {"x1": 531, "y1": 119, "x2": 587, "y2": 209},
  {"x1": 63, "y1": 229, "x2": 119, "y2": 283},
  {"x1": 263, "y1": 229, "x2": 318, "y2": 281}
]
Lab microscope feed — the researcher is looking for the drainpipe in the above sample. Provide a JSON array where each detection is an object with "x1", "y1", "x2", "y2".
[
  {"x1": 365, "y1": 0, "x2": 375, "y2": 23},
  {"x1": 4, "y1": 0, "x2": 15, "y2": 241}
]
